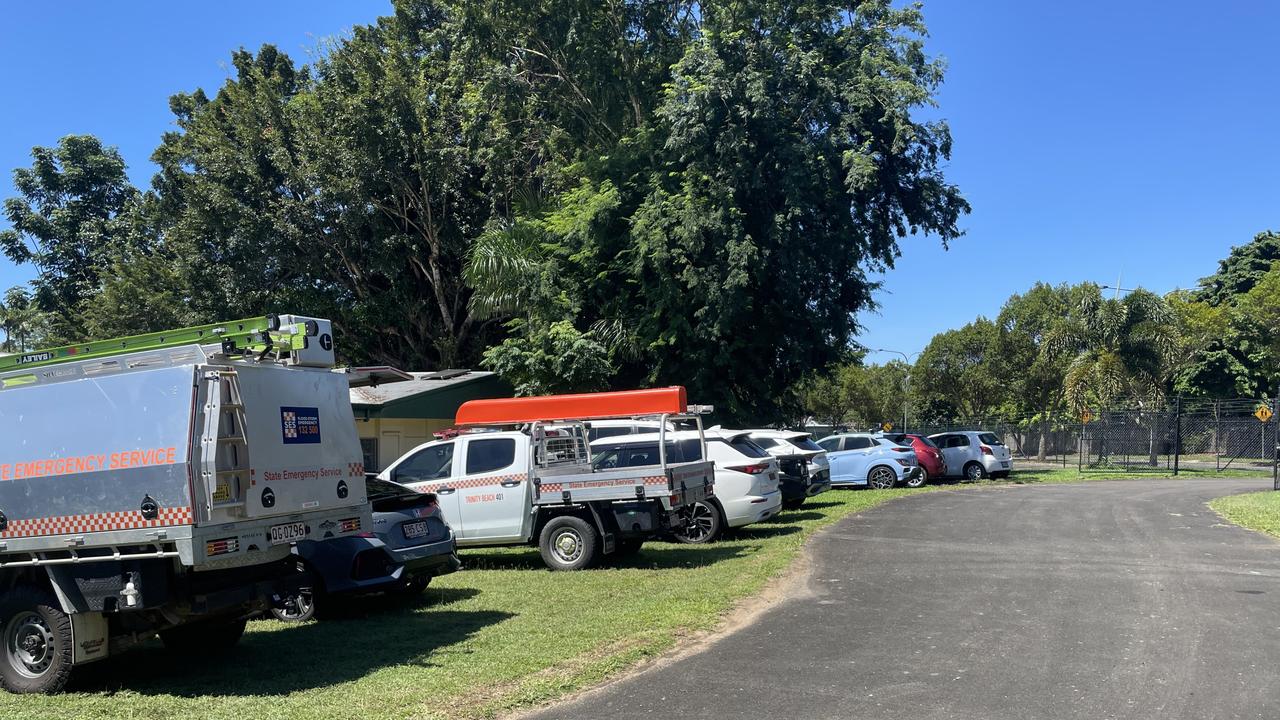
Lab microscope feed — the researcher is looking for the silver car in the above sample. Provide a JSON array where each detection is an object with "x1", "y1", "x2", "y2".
[{"x1": 928, "y1": 431, "x2": 1013, "y2": 480}]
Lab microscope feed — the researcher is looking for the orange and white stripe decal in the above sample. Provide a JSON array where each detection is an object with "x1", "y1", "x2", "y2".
[{"x1": 0, "y1": 506, "x2": 193, "y2": 539}]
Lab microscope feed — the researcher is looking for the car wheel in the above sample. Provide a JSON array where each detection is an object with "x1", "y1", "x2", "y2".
[
  {"x1": 0, "y1": 587, "x2": 73, "y2": 695},
  {"x1": 905, "y1": 467, "x2": 928, "y2": 488},
  {"x1": 783, "y1": 497, "x2": 806, "y2": 511},
  {"x1": 867, "y1": 465, "x2": 897, "y2": 489},
  {"x1": 271, "y1": 588, "x2": 318, "y2": 623},
  {"x1": 964, "y1": 462, "x2": 988, "y2": 481},
  {"x1": 538, "y1": 515, "x2": 599, "y2": 571},
  {"x1": 673, "y1": 501, "x2": 723, "y2": 544}
]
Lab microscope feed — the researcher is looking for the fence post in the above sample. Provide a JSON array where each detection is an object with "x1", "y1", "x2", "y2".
[
  {"x1": 1274, "y1": 387, "x2": 1280, "y2": 491},
  {"x1": 1215, "y1": 400, "x2": 1222, "y2": 472},
  {"x1": 1173, "y1": 396, "x2": 1181, "y2": 476}
]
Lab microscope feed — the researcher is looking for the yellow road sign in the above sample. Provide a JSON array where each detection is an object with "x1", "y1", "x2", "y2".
[
  {"x1": 1081, "y1": 410, "x2": 1093, "y2": 424},
  {"x1": 1256, "y1": 405, "x2": 1273, "y2": 423},
  {"x1": 881, "y1": 422, "x2": 894, "y2": 432}
]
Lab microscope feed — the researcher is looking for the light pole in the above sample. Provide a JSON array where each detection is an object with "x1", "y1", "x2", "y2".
[{"x1": 874, "y1": 348, "x2": 921, "y2": 433}]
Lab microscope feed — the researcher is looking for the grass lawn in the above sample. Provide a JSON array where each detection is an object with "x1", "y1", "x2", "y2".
[
  {"x1": 1210, "y1": 489, "x2": 1280, "y2": 539},
  {"x1": 0, "y1": 467, "x2": 1254, "y2": 720}
]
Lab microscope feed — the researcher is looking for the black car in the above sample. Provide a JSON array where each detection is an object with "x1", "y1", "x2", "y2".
[{"x1": 273, "y1": 476, "x2": 460, "y2": 621}]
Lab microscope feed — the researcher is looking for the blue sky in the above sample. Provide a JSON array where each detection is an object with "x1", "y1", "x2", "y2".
[{"x1": 1, "y1": 1, "x2": 1277, "y2": 363}]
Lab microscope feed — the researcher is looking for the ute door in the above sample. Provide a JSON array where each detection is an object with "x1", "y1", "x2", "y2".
[
  {"x1": 455, "y1": 435, "x2": 527, "y2": 542},
  {"x1": 387, "y1": 441, "x2": 462, "y2": 533}
]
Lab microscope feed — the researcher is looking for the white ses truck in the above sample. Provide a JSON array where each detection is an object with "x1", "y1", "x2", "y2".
[
  {"x1": 379, "y1": 388, "x2": 715, "y2": 571},
  {"x1": 0, "y1": 315, "x2": 374, "y2": 693}
]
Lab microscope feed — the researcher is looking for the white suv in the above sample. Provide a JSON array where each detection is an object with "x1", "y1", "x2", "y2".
[
  {"x1": 928, "y1": 431, "x2": 1013, "y2": 480},
  {"x1": 590, "y1": 429, "x2": 782, "y2": 543}
]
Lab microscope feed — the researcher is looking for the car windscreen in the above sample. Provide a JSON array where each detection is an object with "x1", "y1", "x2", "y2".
[
  {"x1": 911, "y1": 434, "x2": 939, "y2": 448},
  {"x1": 588, "y1": 426, "x2": 634, "y2": 442},
  {"x1": 752, "y1": 437, "x2": 780, "y2": 449},
  {"x1": 977, "y1": 433, "x2": 1004, "y2": 446},
  {"x1": 790, "y1": 437, "x2": 823, "y2": 452}
]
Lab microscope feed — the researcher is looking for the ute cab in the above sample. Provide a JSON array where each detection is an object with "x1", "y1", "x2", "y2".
[{"x1": 379, "y1": 388, "x2": 716, "y2": 570}]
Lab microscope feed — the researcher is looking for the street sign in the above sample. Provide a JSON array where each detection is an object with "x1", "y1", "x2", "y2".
[
  {"x1": 1081, "y1": 410, "x2": 1093, "y2": 424},
  {"x1": 1256, "y1": 405, "x2": 1273, "y2": 423},
  {"x1": 881, "y1": 422, "x2": 894, "y2": 432}
]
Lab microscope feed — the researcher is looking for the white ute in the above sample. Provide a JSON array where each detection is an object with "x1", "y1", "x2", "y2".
[
  {"x1": 0, "y1": 315, "x2": 374, "y2": 694},
  {"x1": 380, "y1": 388, "x2": 715, "y2": 570}
]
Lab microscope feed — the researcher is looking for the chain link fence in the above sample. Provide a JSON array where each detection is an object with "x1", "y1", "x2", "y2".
[{"x1": 858, "y1": 396, "x2": 1280, "y2": 475}]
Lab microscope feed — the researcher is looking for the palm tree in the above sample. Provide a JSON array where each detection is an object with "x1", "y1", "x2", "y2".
[{"x1": 1046, "y1": 288, "x2": 1176, "y2": 465}]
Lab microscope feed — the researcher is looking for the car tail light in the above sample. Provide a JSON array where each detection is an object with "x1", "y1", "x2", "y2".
[
  {"x1": 356, "y1": 531, "x2": 376, "y2": 538},
  {"x1": 729, "y1": 464, "x2": 771, "y2": 475},
  {"x1": 980, "y1": 445, "x2": 993, "y2": 455},
  {"x1": 895, "y1": 459, "x2": 912, "y2": 467}
]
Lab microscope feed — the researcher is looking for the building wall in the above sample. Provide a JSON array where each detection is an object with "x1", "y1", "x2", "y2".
[{"x1": 355, "y1": 417, "x2": 454, "y2": 472}]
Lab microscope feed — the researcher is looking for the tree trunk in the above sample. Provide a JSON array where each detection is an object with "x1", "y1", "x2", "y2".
[{"x1": 1037, "y1": 415, "x2": 1049, "y2": 462}]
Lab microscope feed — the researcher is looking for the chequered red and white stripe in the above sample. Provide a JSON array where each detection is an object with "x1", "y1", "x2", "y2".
[
  {"x1": 409, "y1": 474, "x2": 526, "y2": 494},
  {"x1": 348, "y1": 462, "x2": 366, "y2": 477},
  {"x1": 0, "y1": 506, "x2": 194, "y2": 539}
]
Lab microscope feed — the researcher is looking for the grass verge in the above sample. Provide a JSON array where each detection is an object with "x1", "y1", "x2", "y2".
[
  {"x1": 0, "y1": 468, "x2": 1253, "y2": 719},
  {"x1": 1210, "y1": 490, "x2": 1280, "y2": 539}
]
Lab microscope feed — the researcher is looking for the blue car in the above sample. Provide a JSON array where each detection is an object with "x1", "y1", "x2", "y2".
[{"x1": 273, "y1": 476, "x2": 460, "y2": 621}]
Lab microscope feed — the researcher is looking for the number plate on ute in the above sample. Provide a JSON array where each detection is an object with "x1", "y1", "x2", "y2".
[
  {"x1": 269, "y1": 522, "x2": 307, "y2": 546},
  {"x1": 403, "y1": 521, "x2": 429, "y2": 540}
]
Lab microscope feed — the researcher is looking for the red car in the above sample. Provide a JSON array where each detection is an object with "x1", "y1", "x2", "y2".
[{"x1": 881, "y1": 433, "x2": 947, "y2": 484}]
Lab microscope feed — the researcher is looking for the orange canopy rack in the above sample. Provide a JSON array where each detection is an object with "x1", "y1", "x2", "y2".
[{"x1": 455, "y1": 387, "x2": 688, "y2": 426}]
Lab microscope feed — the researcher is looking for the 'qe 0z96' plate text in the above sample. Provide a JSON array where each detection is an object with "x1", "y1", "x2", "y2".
[{"x1": 269, "y1": 521, "x2": 307, "y2": 545}]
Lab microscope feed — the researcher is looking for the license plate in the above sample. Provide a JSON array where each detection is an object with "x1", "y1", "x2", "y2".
[
  {"x1": 268, "y1": 521, "x2": 307, "y2": 546},
  {"x1": 1001, "y1": 461, "x2": 1010, "y2": 468},
  {"x1": 403, "y1": 520, "x2": 429, "y2": 540}
]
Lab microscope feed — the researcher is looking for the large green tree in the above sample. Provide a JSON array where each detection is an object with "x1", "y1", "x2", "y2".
[
  {"x1": 0, "y1": 135, "x2": 140, "y2": 341},
  {"x1": 480, "y1": 0, "x2": 967, "y2": 421},
  {"x1": 912, "y1": 319, "x2": 1006, "y2": 422}
]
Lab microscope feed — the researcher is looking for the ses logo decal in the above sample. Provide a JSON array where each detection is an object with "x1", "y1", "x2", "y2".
[{"x1": 280, "y1": 406, "x2": 322, "y2": 444}]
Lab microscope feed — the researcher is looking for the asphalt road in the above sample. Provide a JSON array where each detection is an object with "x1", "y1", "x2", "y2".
[{"x1": 531, "y1": 478, "x2": 1280, "y2": 720}]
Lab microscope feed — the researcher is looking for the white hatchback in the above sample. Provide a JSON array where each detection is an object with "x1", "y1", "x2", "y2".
[
  {"x1": 928, "y1": 431, "x2": 1014, "y2": 480},
  {"x1": 590, "y1": 429, "x2": 782, "y2": 543}
]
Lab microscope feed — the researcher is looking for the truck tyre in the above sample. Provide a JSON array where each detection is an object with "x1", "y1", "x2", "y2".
[
  {"x1": 0, "y1": 587, "x2": 73, "y2": 695},
  {"x1": 672, "y1": 501, "x2": 723, "y2": 544},
  {"x1": 538, "y1": 516, "x2": 599, "y2": 571},
  {"x1": 160, "y1": 618, "x2": 247, "y2": 654}
]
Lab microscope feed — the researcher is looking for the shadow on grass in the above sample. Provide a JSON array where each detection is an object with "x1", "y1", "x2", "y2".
[
  {"x1": 462, "y1": 540, "x2": 763, "y2": 571},
  {"x1": 772, "y1": 511, "x2": 824, "y2": 522},
  {"x1": 68, "y1": 588, "x2": 507, "y2": 697}
]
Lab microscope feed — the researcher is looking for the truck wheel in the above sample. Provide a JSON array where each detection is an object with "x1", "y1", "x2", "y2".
[
  {"x1": 672, "y1": 501, "x2": 722, "y2": 544},
  {"x1": 160, "y1": 618, "x2": 247, "y2": 654},
  {"x1": 538, "y1": 516, "x2": 599, "y2": 571},
  {"x1": 0, "y1": 587, "x2": 73, "y2": 695}
]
